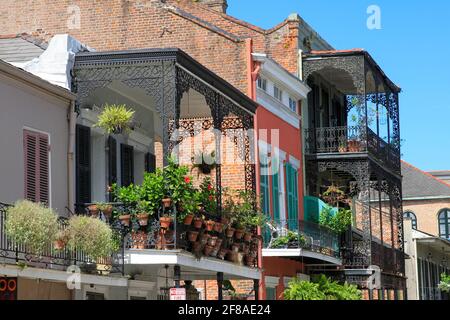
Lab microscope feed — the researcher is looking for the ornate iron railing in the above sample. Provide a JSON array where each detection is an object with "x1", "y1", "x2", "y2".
[
  {"x1": 76, "y1": 203, "x2": 260, "y2": 269},
  {"x1": 0, "y1": 202, "x2": 124, "y2": 275},
  {"x1": 304, "y1": 126, "x2": 400, "y2": 172},
  {"x1": 263, "y1": 219, "x2": 341, "y2": 259}
]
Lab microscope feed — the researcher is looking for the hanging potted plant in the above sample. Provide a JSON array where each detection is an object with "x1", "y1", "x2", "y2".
[
  {"x1": 191, "y1": 150, "x2": 217, "y2": 175},
  {"x1": 95, "y1": 103, "x2": 135, "y2": 135}
]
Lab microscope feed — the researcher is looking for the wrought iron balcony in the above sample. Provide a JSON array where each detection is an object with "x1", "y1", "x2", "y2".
[
  {"x1": 0, "y1": 203, "x2": 124, "y2": 274},
  {"x1": 76, "y1": 203, "x2": 260, "y2": 269},
  {"x1": 263, "y1": 219, "x2": 341, "y2": 259},
  {"x1": 304, "y1": 126, "x2": 401, "y2": 173}
]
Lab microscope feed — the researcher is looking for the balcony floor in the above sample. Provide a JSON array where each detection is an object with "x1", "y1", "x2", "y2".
[
  {"x1": 123, "y1": 249, "x2": 261, "y2": 280},
  {"x1": 262, "y1": 248, "x2": 342, "y2": 265}
]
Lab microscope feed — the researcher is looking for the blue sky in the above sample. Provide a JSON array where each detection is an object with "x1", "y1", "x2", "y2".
[{"x1": 228, "y1": 0, "x2": 450, "y2": 171}]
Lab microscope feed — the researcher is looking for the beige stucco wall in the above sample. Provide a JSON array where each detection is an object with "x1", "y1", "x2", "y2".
[
  {"x1": 17, "y1": 278, "x2": 72, "y2": 300},
  {"x1": 0, "y1": 70, "x2": 71, "y2": 216},
  {"x1": 403, "y1": 199, "x2": 450, "y2": 237}
]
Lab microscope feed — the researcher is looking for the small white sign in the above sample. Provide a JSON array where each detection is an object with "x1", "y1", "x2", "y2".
[{"x1": 170, "y1": 287, "x2": 186, "y2": 300}]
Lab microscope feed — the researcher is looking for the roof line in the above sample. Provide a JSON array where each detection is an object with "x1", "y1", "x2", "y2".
[{"x1": 402, "y1": 160, "x2": 450, "y2": 190}]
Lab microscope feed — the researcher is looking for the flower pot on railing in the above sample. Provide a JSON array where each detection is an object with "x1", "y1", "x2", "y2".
[
  {"x1": 131, "y1": 231, "x2": 148, "y2": 249},
  {"x1": 221, "y1": 216, "x2": 230, "y2": 225},
  {"x1": 203, "y1": 244, "x2": 214, "y2": 256},
  {"x1": 183, "y1": 214, "x2": 195, "y2": 226},
  {"x1": 348, "y1": 140, "x2": 362, "y2": 152},
  {"x1": 245, "y1": 255, "x2": 256, "y2": 267},
  {"x1": 199, "y1": 233, "x2": 210, "y2": 246},
  {"x1": 162, "y1": 198, "x2": 172, "y2": 209},
  {"x1": 193, "y1": 217, "x2": 203, "y2": 229},
  {"x1": 217, "y1": 248, "x2": 228, "y2": 260},
  {"x1": 213, "y1": 222, "x2": 224, "y2": 233},
  {"x1": 207, "y1": 236, "x2": 218, "y2": 247},
  {"x1": 204, "y1": 220, "x2": 215, "y2": 232},
  {"x1": 235, "y1": 228, "x2": 245, "y2": 240},
  {"x1": 159, "y1": 216, "x2": 172, "y2": 229},
  {"x1": 88, "y1": 204, "x2": 99, "y2": 217},
  {"x1": 244, "y1": 232, "x2": 252, "y2": 242},
  {"x1": 119, "y1": 214, "x2": 131, "y2": 227},
  {"x1": 137, "y1": 213, "x2": 149, "y2": 227},
  {"x1": 187, "y1": 231, "x2": 199, "y2": 242},
  {"x1": 226, "y1": 227, "x2": 235, "y2": 238}
]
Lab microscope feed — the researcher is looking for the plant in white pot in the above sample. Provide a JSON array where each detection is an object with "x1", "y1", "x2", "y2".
[{"x1": 5, "y1": 200, "x2": 59, "y2": 256}]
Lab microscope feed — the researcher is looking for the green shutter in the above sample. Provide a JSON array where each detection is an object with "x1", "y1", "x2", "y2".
[
  {"x1": 260, "y1": 173, "x2": 270, "y2": 215},
  {"x1": 272, "y1": 172, "x2": 280, "y2": 221},
  {"x1": 286, "y1": 163, "x2": 298, "y2": 230}
]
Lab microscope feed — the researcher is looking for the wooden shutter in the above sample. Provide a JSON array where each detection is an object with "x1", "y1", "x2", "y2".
[
  {"x1": 145, "y1": 152, "x2": 156, "y2": 173},
  {"x1": 107, "y1": 136, "x2": 117, "y2": 186},
  {"x1": 75, "y1": 125, "x2": 91, "y2": 205},
  {"x1": 24, "y1": 130, "x2": 49, "y2": 204},
  {"x1": 121, "y1": 144, "x2": 134, "y2": 186},
  {"x1": 286, "y1": 163, "x2": 299, "y2": 230},
  {"x1": 272, "y1": 172, "x2": 280, "y2": 221}
]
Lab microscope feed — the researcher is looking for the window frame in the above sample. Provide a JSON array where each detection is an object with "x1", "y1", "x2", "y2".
[
  {"x1": 403, "y1": 211, "x2": 418, "y2": 230},
  {"x1": 438, "y1": 209, "x2": 450, "y2": 240},
  {"x1": 257, "y1": 77, "x2": 267, "y2": 91},
  {"x1": 273, "y1": 85, "x2": 283, "y2": 102},
  {"x1": 288, "y1": 96, "x2": 297, "y2": 113}
]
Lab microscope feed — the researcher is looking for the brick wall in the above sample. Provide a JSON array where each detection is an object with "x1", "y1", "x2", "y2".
[
  {"x1": 1, "y1": 0, "x2": 301, "y2": 92},
  {"x1": 193, "y1": 279, "x2": 255, "y2": 300},
  {"x1": 403, "y1": 198, "x2": 450, "y2": 237}
]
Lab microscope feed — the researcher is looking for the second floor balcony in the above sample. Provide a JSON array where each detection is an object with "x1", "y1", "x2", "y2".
[{"x1": 304, "y1": 125, "x2": 401, "y2": 173}]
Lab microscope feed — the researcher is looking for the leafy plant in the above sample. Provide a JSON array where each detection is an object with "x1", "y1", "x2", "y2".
[
  {"x1": 66, "y1": 216, "x2": 118, "y2": 260},
  {"x1": 95, "y1": 103, "x2": 135, "y2": 134},
  {"x1": 439, "y1": 273, "x2": 450, "y2": 293},
  {"x1": 139, "y1": 170, "x2": 165, "y2": 214},
  {"x1": 198, "y1": 177, "x2": 217, "y2": 214},
  {"x1": 5, "y1": 200, "x2": 59, "y2": 255},
  {"x1": 284, "y1": 275, "x2": 361, "y2": 300},
  {"x1": 284, "y1": 278, "x2": 325, "y2": 300},
  {"x1": 271, "y1": 231, "x2": 306, "y2": 249},
  {"x1": 319, "y1": 207, "x2": 352, "y2": 234},
  {"x1": 223, "y1": 190, "x2": 265, "y2": 230},
  {"x1": 111, "y1": 183, "x2": 140, "y2": 214}
]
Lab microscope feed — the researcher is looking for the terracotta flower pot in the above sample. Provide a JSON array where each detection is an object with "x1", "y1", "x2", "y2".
[
  {"x1": 203, "y1": 244, "x2": 214, "y2": 256},
  {"x1": 132, "y1": 232, "x2": 148, "y2": 249},
  {"x1": 244, "y1": 232, "x2": 252, "y2": 242},
  {"x1": 53, "y1": 239, "x2": 66, "y2": 251},
  {"x1": 213, "y1": 222, "x2": 223, "y2": 233},
  {"x1": 101, "y1": 205, "x2": 113, "y2": 218},
  {"x1": 183, "y1": 214, "x2": 195, "y2": 226},
  {"x1": 204, "y1": 220, "x2": 215, "y2": 232},
  {"x1": 207, "y1": 236, "x2": 218, "y2": 247},
  {"x1": 119, "y1": 214, "x2": 131, "y2": 227},
  {"x1": 235, "y1": 229, "x2": 245, "y2": 240},
  {"x1": 226, "y1": 227, "x2": 235, "y2": 238},
  {"x1": 199, "y1": 233, "x2": 210, "y2": 245},
  {"x1": 162, "y1": 198, "x2": 172, "y2": 208},
  {"x1": 160, "y1": 216, "x2": 172, "y2": 229},
  {"x1": 88, "y1": 204, "x2": 99, "y2": 217},
  {"x1": 231, "y1": 243, "x2": 240, "y2": 253},
  {"x1": 221, "y1": 216, "x2": 230, "y2": 225},
  {"x1": 245, "y1": 255, "x2": 256, "y2": 267},
  {"x1": 193, "y1": 218, "x2": 203, "y2": 229},
  {"x1": 137, "y1": 213, "x2": 149, "y2": 226},
  {"x1": 214, "y1": 238, "x2": 223, "y2": 249},
  {"x1": 187, "y1": 231, "x2": 199, "y2": 242},
  {"x1": 193, "y1": 241, "x2": 203, "y2": 253},
  {"x1": 217, "y1": 248, "x2": 229, "y2": 260}
]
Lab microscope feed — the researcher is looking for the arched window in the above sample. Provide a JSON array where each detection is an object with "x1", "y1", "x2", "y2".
[
  {"x1": 438, "y1": 209, "x2": 450, "y2": 240},
  {"x1": 403, "y1": 211, "x2": 417, "y2": 230}
]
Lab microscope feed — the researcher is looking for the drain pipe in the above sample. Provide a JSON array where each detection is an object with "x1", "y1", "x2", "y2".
[
  {"x1": 67, "y1": 100, "x2": 76, "y2": 216},
  {"x1": 246, "y1": 38, "x2": 264, "y2": 300}
]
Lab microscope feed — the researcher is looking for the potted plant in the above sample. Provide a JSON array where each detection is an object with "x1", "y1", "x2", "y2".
[
  {"x1": 338, "y1": 142, "x2": 347, "y2": 153},
  {"x1": 191, "y1": 150, "x2": 217, "y2": 175},
  {"x1": 217, "y1": 248, "x2": 229, "y2": 260},
  {"x1": 95, "y1": 103, "x2": 135, "y2": 135},
  {"x1": 87, "y1": 204, "x2": 100, "y2": 217},
  {"x1": 204, "y1": 220, "x2": 215, "y2": 232},
  {"x1": 177, "y1": 191, "x2": 200, "y2": 225},
  {"x1": 96, "y1": 202, "x2": 113, "y2": 219},
  {"x1": 203, "y1": 244, "x2": 214, "y2": 256},
  {"x1": 131, "y1": 231, "x2": 148, "y2": 249},
  {"x1": 54, "y1": 230, "x2": 69, "y2": 251},
  {"x1": 160, "y1": 215, "x2": 172, "y2": 229},
  {"x1": 5, "y1": 200, "x2": 59, "y2": 255},
  {"x1": 187, "y1": 230, "x2": 200, "y2": 242},
  {"x1": 136, "y1": 200, "x2": 151, "y2": 227},
  {"x1": 193, "y1": 216, "x2": 204, "y2": 229},
  {"x1": 66, "y1": 215, "x2": 117, "y2": 261},
  {"x1": 116, "y1": 206, "x2": 132, "y2": 227},
  {"x1": 225, "y1": 227, "x2": 235, "y2": 238}
]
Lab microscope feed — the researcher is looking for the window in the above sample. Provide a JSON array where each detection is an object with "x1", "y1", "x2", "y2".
[
  {"x1": 260, "y1": 170, "x2": 270, "y2": 216},
  {"x1": 403, "y1": 211, "x2": 418, "y2": 230},
  {"x1": 288, "y1": 97, "x2": 297, "y2": 113},
  {"x1": 285, "y1": 162, "x2": 298, "y2": 230},
  {"x1": 76, "y1": 125, "x2": 91, "y2": 204},
  {"x1": 273, "y1": 85, "x2": 283, "y2": 101},
  {"x1": 257, "y1": 77, "x2": 267, "y2": 91},
  {"x1": 438, "y1": 209, "x2": 450, "y2": 240},
  {"x1": 85, "y1": 292, "x2": 105, "y2": 300},
  {"x1": 24, "y1": 129, "x2": 50, "y2": 204},
  {"x1": 272, "y1": 170, "x2": 280, "y2": 222},
  {"x1": 265, "y1": 287, "x2": 276, "y2": 300},
  {"x1": 120, "y1": 144, "x2": 134, "y2": 187}
]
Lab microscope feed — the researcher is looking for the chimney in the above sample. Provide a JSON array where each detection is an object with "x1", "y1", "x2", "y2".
[{"x1": 196, "y1": 0, "x2": 228, "y2": 14}]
